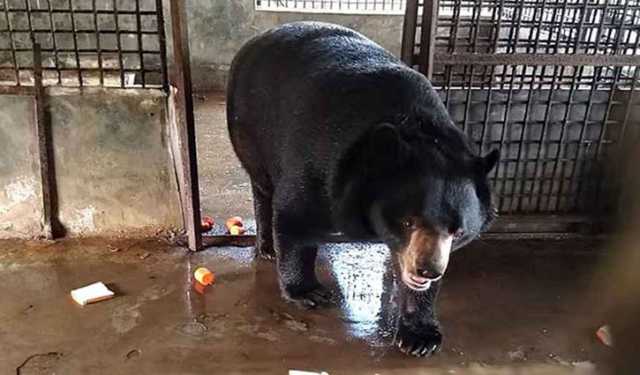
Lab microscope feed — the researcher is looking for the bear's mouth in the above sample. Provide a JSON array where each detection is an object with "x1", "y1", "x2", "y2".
[{"x1": 401, "y1": 271, "x2": 432, "y2": 292}]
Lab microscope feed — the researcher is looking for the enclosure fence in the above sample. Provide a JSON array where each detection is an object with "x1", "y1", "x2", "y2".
[
  {"x1": 0, "y1": 0, "x2": 167, "y2": 89},
  {"x1": 255, "y1": 0, "x2": 406, "y2": 14},
  {"x1": 403, "y1": 0, "x2": 640, "y2": 217}
]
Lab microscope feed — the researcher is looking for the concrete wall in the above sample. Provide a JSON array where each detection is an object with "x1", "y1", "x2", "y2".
[
  {"x1": 177, "y1": 0, "x2": 404, "y2": 91},
  {"x1": 0, "y1": 96, "x2": 42, "y2": 237},
  {"x1": 0, "y1": 89, "x2": 182, "y2": 238}
]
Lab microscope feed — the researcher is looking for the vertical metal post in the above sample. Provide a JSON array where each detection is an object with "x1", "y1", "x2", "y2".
[
  {"x1": 170, "y1": 0, "x2": 202, "y2": 251},
  {"x1": 33, "y1": 42, "x2": 55, "y2": 239},
  {"x1": 156, "y1": 0, "x2": 169, "y2": 92},
  {"x1": 419, "y1": 0, "x2": 439, "y2": 79},
  {"x1": 400, "y1": 0, "x2": 418, "y2": 66}
]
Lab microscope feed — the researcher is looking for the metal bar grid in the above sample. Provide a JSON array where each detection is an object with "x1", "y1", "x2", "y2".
[
  {"x1": 432, "y1": 63, "x2": 639, "y2": 214},
  {"x1": 0, "y1": 0, "x2": 167, "y2": 89},
  {"x1": 433, "y1": 0, "x2": 640, "y2": 55},
  {"x1": 404, "y1": 0, "x2": 640, "y2": 215},
  {"x1": 255, "y1": 0, "x2": 406, "y2": 14}
]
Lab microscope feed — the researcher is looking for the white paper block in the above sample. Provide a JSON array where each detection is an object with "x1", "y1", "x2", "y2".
[{"x1": 71, "y1": 282, "x2": 115, "y2": 306}]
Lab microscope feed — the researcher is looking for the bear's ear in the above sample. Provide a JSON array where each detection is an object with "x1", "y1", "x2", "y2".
[
  {"x1": 367, "y1": 123, "x2": 408, "y2": 170},
  {"x1": 481, "y1": 149, "x2": 500, "y2": 174}
]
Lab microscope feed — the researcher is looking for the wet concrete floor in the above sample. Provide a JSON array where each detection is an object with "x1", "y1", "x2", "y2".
[
  {"x1": 0, "y1": 237, "x2": 612, "y2": 374},
  {"x1": 195, "y1": 91, "x2": 254, "y2": 220}
]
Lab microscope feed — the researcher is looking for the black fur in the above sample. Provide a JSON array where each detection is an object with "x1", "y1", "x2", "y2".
[{"x1": 227, "y1": 21, "x2": 498, "y2": 356}]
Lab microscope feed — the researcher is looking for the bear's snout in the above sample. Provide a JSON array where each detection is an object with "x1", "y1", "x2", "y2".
[{"x1": 399, "y1": 228, "x2": 452, "y2": 291}]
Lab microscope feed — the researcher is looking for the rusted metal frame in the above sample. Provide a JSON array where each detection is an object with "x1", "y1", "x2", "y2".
[
  {"x1": 461, "y1": 65, "x2": 474, "y2": 135},
  {"x1": 433, "y1": 52, "x2": 640, "y2": 67},
  {"x1": 582, "y1": 5, "x2": 598, "y2": 55},
  {"x1": 553, "y1": 0, "x2": 570, "y2": 98},
  {"x1": 518, "y1": 0, "x2": 546, "y2": 89},
  {"x1": 479, "y1": 1, "x2": 500, "y2": 88},
  {"x1": 198, "y1": 230, "x2": 609, "y2": 245},
  {"x1": 501, "y1": 0, "x2": 523, "y2": 87},
  {"x1": 459, "y1": 0, "x2": 477, "y2": 134},
  {"x1": 535, "y1": 1, "x2": 576, "y2": 212},
  {"x1": 3, "y1": 0, "x2": 19, "y2": 85},
  {"x1": 418, "y1": 0, "x2": 439, "y2": 79},
  {"x1": 510, "y1": 0, "x2": 548, "y2": 211},
  {"x1": 113, "y1": 0, "x2": 125, "y2": 88},
  {"x1": 600, "y1": 8, "x2": 615, "y2": 55},
  {"x1": 91, "y1": 0, "x2": 104, "y2": 86},
  {"x1": 618, "y1": 7, "x2": 636, "y2": 56},
  {"x1": 6, "y1": 27, "x2": 160, "y2": 34},
  {"x1": 571, "y1": 1, "x2": 589, "y2": 55},
  {"x1": 479, "y1": 64, "x2": 496, "y2": 157},
  {"x1": 400, "y1": 0, "x2": 418, "y2": 66},
  {"x1": 67, "y1": 0, "x2": 83, "y2": 86},
  {"x1": 590, "y1": 3, "x2": 608, "y2": 61},
  {"x1": 442, "y1": 0, "x2": 460, "y2": 108},
  {"x1": 530, "y1": 0, "x2": 546, "y2": 56},
  {"x1": 493, "y1": 65, "x2": 520, "y2": 212},
  {"x1": 24, "y1": 0, "x2": 36, "y2": 72},
  {"x1": 514, "y1": 1, "x2": 536, "y2": 88},
  {"x1": 134, "y1": 0, "x2": 145, "y2": 88},
  {"x1": 469, "y1": 0, "x2": 481, "y2": 54},
  {"x1": 529, "y1": 65, "x2": 560, "y2": 211},
  {"x1": 155, "y1": 0, "x2": 169, "y2": 92},
  {"x1": 32, "y1": 43, "x2": 57, "y2": 239},
  {"x1": 551, "y1": 0, "x2": 589, "y2": 212},
  {"x1": 484, "y1": 1, "x2": 505, "y2": 191},
  {"x1": 460, "y1": 1, "x2": 483, "y2": 138},
  {"x1": 46, "y1": 0, "x2": 62, "y2": 85},
  {"x1": 480, "y1": 232, "x2": 607, "y2": 240},
  {"x1": 580, "y1": 67, "x2": 621, "y2": 212},
  {"x1": 618, "y1": 55, "x2": 640, "y2": 143},
  {"x1": 528, "y1": 3, "x2": 562, "y2": 211},
  {"x1": 170, "y1": 0, "x2": 202, "y2": 251},
  {"x1": 569, "y1": 67, "x2": 604, "y2": 213},
  {"x1": 4, "y1": 7, "x2": 160, "y2": 15},
  {"x1": 511, "y1": 64, "x2": 542, "y2": 212},
  {"x1": 574, "y1": 3, "x2": 631, "y2": 211},
  {"x1": 0, "y1": 47, "x2": 187, "y2": 54},
  {"x1": 569, "y1": 8, "x2": 613, "y2": 213},
  {"x1": 496, "y1": 0, "x2": 527, "y2": 212},
  {"x1": 541, "y1": 59, "x2": 580, "y2": 212},
  {"x1": 606, "y1": 66, "x2": 640, "y2": 208}
]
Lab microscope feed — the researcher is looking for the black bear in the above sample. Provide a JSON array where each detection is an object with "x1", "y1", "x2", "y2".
[{"x1": 227, "y1": 21, "x2": 498, "y2": 357}]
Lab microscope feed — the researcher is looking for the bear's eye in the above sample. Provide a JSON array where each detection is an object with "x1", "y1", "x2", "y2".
[{"x1": 401, "y1": 218, "x2": 414, "y2": 229}]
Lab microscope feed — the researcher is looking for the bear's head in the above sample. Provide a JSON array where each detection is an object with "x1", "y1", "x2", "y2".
[{"x1": 340, "y1": 119, "x2": 499, "y2": 292}]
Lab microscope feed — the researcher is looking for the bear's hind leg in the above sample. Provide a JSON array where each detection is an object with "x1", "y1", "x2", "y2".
[
  {"x1": 272, "y1": 210, "x2": 332, "y2": 309},
  {"x1": 252, "y1": 183, "x2": 276, "y2": 260}
]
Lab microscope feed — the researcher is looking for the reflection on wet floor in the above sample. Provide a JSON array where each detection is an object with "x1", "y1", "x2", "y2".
[
  {"x1": 0, "y1": 238, "x2": 610, "y2": 374},
  {"x1": 324, "y1": 243, "x2": 395, "y2": 344}
]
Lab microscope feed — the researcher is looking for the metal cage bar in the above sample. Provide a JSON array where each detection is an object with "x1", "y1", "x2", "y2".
[
  {"x1": 0, "y1": 0, "x2": 168, "y2": 89},
  {"x1": 403, "y1": 0, "x2": 640, "y2": 216}
]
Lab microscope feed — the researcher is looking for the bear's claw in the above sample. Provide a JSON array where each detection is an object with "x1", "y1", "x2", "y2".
[
  {"x1": 283, "y1": 285, "x2": 333, "y2": 309},
  {"x1": 256, "y1": 244, "x2": 276, "y2": 261},
  {"x1": 397, "y1": 322, "x2": 443, "y2": 357}
]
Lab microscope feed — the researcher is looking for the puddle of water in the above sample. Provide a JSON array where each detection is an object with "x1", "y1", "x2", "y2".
[{"x1": 324, "y1": 243, "x2": 398, "y2": 345}]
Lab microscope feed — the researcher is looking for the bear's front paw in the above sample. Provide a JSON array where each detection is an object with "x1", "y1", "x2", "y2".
[
  {"x1": 256, "y1": 244, "x2": 276, "y2": 261},
  {"x1": 397, "y1": 321, "x2": 443, "y2": 357},
  {"x1": 282, "y1": 284, "x2": 334, "y2": 309}
]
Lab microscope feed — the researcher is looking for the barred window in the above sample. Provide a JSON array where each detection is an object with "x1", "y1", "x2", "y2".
[{"x1": 255, "y1": 0, "x2": 406, "y2": 15}]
